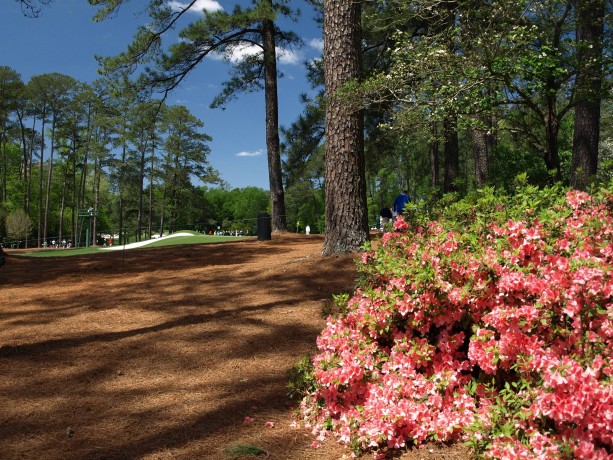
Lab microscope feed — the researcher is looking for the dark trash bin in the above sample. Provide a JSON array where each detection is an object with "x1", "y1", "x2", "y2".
[{"x1": 257, "y1": 212, "x2": 272, "y2": 241}]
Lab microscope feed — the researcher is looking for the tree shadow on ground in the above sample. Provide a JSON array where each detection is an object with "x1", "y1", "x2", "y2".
[{"x1": 0, "y1": 234, "x2": 361, "y2": 460}]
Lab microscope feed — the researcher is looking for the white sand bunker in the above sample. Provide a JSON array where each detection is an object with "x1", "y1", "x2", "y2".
[{"x1": 99, "y1": 232, "x2": 194, "y2": 251}]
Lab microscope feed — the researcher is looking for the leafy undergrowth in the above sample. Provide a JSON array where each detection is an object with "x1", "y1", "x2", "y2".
[{"x1": 298, "y1": 183, "x2": 613, "y2": 459}]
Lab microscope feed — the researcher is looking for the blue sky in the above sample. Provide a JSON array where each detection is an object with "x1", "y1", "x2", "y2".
[{"x1": 0, "y1": 0, "x2": 323, "y2": 190}]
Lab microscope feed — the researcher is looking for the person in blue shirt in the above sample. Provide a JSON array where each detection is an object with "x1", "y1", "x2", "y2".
[{"x1": 393, "y1": 190, "x2": 410, "y2": 218}]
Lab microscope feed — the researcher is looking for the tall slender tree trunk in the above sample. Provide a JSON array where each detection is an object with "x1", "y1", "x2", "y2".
[
  {"x1": 148, "y1": 141, "x2": 155, "y2": 239},
  {"x1": 429, "y1": 123, "x2": 440, "y2": 191},
  {"x1": 68, "y1": 130, "x2": 79, "y2": 245},
  {"x1": 443, "y1": 114, "x2": 460, "y2": 193},
  {"x1": 43, "y1": 121, "x2": 57, "y2": 244},
  {"x1": 159, "y1": 185, "x2": 166, "y2": 238},
  {"x1": 59, "y1": 161, "x2": 68, "y2": 244},
  {"x1": 543, "y1": 93, "x2": 561, "y2": 181},
  {"x1": 1, "y1": 134, "x2": 6, "y2": 204},
  {"x1": 18, "y1": 112, "x2": 35, "y2": 220},
  {"x1": 93, "y1": 148, "x2": 102, "y2": 247},
  {"x1": 262, "y1": 1, "x2": 287, "y2": 232},
  {"x1": 17, "y1": 112, "x2": 28, "y2": 199},
  {"x1": 322, "y1": 0, "x2": 369, "y2": 255},
  {"x1": 136, "y1": 141, "x2": 147, "y2": 242},
  {"x1": 71, "y1": 147, "x2": 77, "y2": 245},
  {"x1": 37, "y1": 117, "x2": 46, "y2": 247},
  {"x1": 441, "y1": 2, "x2": 460, "y2": 194},
  {"x1": 571, "y1": 0, "x2": 604, "y2": 189},
  {"x1": 118, "y1": 141, "x2": 126, "y2": 245},
  {"x1": 471, "y1": 119, "x2": 491, "y2": 188},
  {"x1": 79, "y1": 104, "x2": 92, "y2": 217}
]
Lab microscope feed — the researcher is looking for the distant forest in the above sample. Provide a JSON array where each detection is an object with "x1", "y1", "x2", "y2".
[{"x1": 2, "y1": 0, "x2": 611, "y2": 249}]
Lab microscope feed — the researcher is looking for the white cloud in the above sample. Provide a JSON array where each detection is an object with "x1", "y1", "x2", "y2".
[
  {"x1": 168, "y1": 0, "x2": 223, "y2": 13},
  {"x1": 236, "y1": 149, "x2": 264, "y2": 157},
  {"x1": 308, "y1": 38, "x2": 324, "y2": 51},
  {"x1": 208, "y1": 43, "x2": 301, "y2": 65},
  {"x1": 208, "y1": 43, "x2": 260, "y2": 63},
  {"x1": 277, "y1": 48, "x2": 301, "y2": 65}
]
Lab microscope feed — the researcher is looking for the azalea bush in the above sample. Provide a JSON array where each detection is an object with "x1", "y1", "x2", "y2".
[{"x1": 299, "y1": 184, "x2": 613, "y2": 459}]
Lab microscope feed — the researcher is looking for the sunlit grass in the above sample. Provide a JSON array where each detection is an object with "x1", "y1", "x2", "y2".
[{"x1": 16, "y1": 232, "x2": 252, "y2": 258}]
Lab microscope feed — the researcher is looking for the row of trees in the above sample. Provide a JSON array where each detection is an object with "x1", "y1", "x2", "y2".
[
  {"x1": 5, "y1": 0, "x2": 612, "y2": 254},
  {"x1": 317, "y1": 0, "x2": 611, "y2": 251},
  {"x1": 0, "y1": 67, "x2": 225, "y2": 247}
]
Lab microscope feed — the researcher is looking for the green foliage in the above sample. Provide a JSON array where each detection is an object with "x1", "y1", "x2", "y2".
[
  {"x1": 284, "y1": 182, "x2": 324, "y2": 233},
  {"x1": 321, "y1": 292, "x2": 351, "y2": 318},
  {"x1": 223, "y1": 443, "x2": 267, "y2": 458},
  {"x1": 201, "y1": 186, "x2": 270, "y2": 234},
  {"x1": 5, "y1": 209, "x2": 32, "y2": 241},
  {"x1": 287, "y1": 354, "x2": 316, "y2": 402},
  {"x1": 423, "y1": 181, "x2": 570, "y2": 235},
  {"x1": 302, "y1": 182, "x2": 613, "y2": 457},
  {"x1": 5, "y1": 0, "x2": 613, "y2": 249}
]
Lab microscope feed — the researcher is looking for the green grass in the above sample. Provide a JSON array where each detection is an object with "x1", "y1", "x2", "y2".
[
  {"x1": 223, "y1": 443, "x2": 267, "y2": 458},
  {"x1": 145, "y1": 234, "x2": 245, "y2": 248},
  {"x1": 15, "y1": 231, "x2": 253, "y2": 258},
  {"x1": 21, "y1": 247, "x2": 101, "y2": 257}
]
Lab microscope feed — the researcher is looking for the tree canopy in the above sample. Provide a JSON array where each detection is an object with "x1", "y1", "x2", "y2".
[{"x1": 3, "y1": 0, "x2": 612, "y2": 254}]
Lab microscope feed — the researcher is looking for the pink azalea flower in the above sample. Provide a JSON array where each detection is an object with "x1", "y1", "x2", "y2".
[{"x1": 300, "y1": 188, "x2": 613, "y2": 456}]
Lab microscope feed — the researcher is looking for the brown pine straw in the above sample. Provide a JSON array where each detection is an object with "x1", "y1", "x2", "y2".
[{"x1": 0, "y1": 234, "x2": 471, "y2": 460}]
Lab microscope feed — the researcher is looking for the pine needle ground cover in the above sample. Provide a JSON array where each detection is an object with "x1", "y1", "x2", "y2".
[{"x1": 0, "y1": 235, "x2": 360, "y2": 460}]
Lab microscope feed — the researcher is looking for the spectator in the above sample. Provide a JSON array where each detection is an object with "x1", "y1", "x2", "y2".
[
  {"x1": 0, "y1": 245, "x2": 5, "y2": 268},
  {"x1": 393, "y1": 190, "x2": 410, "y2": 218},
  {"x1": 380, "y1": 206, "x2": 392, "y2": 229}
]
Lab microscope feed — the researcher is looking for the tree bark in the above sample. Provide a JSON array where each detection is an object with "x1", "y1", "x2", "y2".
[
  {"x1": 262, "y1": 1, "x2": 287, "y2": 232},
  {"x1": 429, "y1": 123, "x2": 440, "y2": 190},
  {"x1": 118, "y1": 141, "x2": 126, "y2": 245},
  {"x1": 543, "y1": 93, "x2": 562, "y2": 181},
  {"x1": 148, "y1": 140, "x2": 155, "y2": 239},
  {"x1": 471, "y1": 114, "x2": 493, "y2": 188},
  {"x1": 43, "y1": 120, "x2": 57, "y2": 245},
  {"x1": 1, "y1": 132, "x2": 6, "y2": 205},
  {"x1": 571, "y1": 0, "x2": 604, "y2": 190},
  {"x1": 443, "y1": 114, "x2": 459, "y2": 193},
  {"x1": 37, "y1": 116, "x2": 45, "y2": 248},
  {"x1": 322, "y1": 0, "x2": 369, "y2": 255},
  {"x1": 59, "y1": 158, "x2": 68, "y2": 244}
]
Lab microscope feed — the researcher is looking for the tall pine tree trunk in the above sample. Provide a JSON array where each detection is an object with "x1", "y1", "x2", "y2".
[
  {"x1": 59, "y1": 161, "x2": 68, "y2": 244},
  {"x1": 471, "y1": 114, "x2": 493, "y2": 188},
  {"x1": 37, "y1": 117, "x2": 45, "y2": 247},
  {"x1": 148, "y1": 141, "x2": 155, "y2": 239},
  {"x1": 118, "y1": 141, "x2": 126, "y2": 245},
  {"x1": 429, "y1": 123, "x2": 440, "y2": 191},
  {"x1": 322, "y1": 0, "x2": 369, "y2": 255},
  {"x1": 262, "y1": 2, "x2": 287, "y2": 232},
  {"x1": 442, "y1": 2, "x2": 460, "y2": 194},
  {"x1": 43, "y1": 121, "x2": 57, "y2": 245},
  {"x1": 443, "y1": 114, "x2": 460, "y2": 193},
  {"x1": 93, "y1": 149, "x2": 102, "y2": 247},
  {"x1": 543, "y1": 93, "x2": 561, "y2": 181},
  {"x1": 571, "y1": 0, "x2": 604, "y2": 189},
  {"x1": 137, "y1": 142, "x2": 147, "y2": 242},
  {"x1": 1, "y1": 135, "x2": 6, "y2": 204}
]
